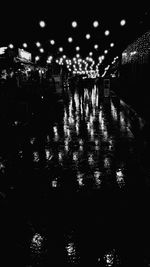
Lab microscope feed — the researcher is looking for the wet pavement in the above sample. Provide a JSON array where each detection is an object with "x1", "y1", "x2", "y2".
[{"x1": 0, "y1": 81, "x2": 150, "y2": 266}]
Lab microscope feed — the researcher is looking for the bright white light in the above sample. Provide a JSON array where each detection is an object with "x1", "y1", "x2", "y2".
[
  {"x1": 35, "y1": 56, "x2": 40, "y2": 61},
  {"x1": 36, "y1": 41, "x2": 41, "y2": 47},
  {"x1": 0, "y1": 47, "x2": 7, "y2": 54},
  {"x1": 32, "y1": 233, "x2": 43, "y2": 246},
  {"x1": 89, "y1": 52, "x2": 93, "y2": 56},
  {"x1": 94, "y1": 44, "x2": 98, "y2": 49},
  {"x1": 23, "y1": 43, "x2": 27, "y2": 48},
  {"x1": 93, "y1": 21, "x2": 99, "y2": 27},
  {"x1": 39, "y1": 20, "x2": 46, "y2": 28},
  {"x1": 86, "y1": 34, "x2": 91, "y2": 39},
  {"x1": 130, "y1": 51, "x2": 137, "y2": 55},
  {"x1": 50, "y1": 40, "x2": 55, "y2": 45},
  {"x1": 68, "y1": 37, "x2": 73, "y2": 42},
  {"x1": 98, "y1": 56, "x2": 102, "y2": 62},
  {"x1": 104, "y1": 30, "x2": 110, "y2": 36},
  {"x1": 120, "y1": 19, "x2": 126, "y2": 26},
  {"x1": 76, "y1": 54, "x2": 80, "y2": 58},
  {"x1": 59, "y1": 47, "x2": 63, "y2": 52},
  {"x1": 18, "y1": 49, "x2": 31, "y2": 61},
  {"x1": 9, "y1": 44, "x2": 14, "y2": 49},
  {"x1": 39, "y1": 48, "x2": 44, "y2": 53},
  {"x1": 104, "y1": 50, "x2": 108, "y2": 54},
  {"x1": 76, "y1": 46, "x2": 80, "y2": 51},
  {"x1": 47, "y1": 55, "x2": 53, "y2": 63},
  {"x1": 72, "y1": 21, "x2": 77, "y2": 28},
  {"x1": 110, "y1": 42, "x2": 114, "y2": 47},
  {"x1": 63, "y1": 55, "x2": 66, "y2": 59}
]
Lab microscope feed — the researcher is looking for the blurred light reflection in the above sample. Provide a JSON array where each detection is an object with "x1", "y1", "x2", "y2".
[
  {"x1": 104, "y1": 251, "x2": 114, "y2": 266},
  {"x1": 110, "y1": 100, "x2": 118, "y2": 121},
  {"x1": 94, "y1": 171, "x2": 101, "y2": 188},
  {"x1": 33, "y1": 151, "x2": 40, "y2": 162},
  {"x1": 77, "y1": 172, "x2": 84, "y2": 186},
  {"x1": 30, "y1": 233, "x2": 44, "y2": 255},
  {"x1": 116, "y1": 168, "x2": 125, "y2": 188}
]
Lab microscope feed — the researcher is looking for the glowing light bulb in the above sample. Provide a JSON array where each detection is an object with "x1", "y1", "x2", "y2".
[
  {"x1": 104, "y1": 30, "x2": 110, "y2": 36},
  {"x1": 76, "y1": 46, "x2": 80, "y2": 51},
  {"x1": 35, "y1": 56, "x2": 40, "y2": 61},
  {"x1": 93, "y1": 21, "x2": 99, "y2": 27},
  {"x1": 110, "y1": 42, "x2": 114, "y2": 47},
  {"x1": 94, "y1": 44, "x2": 98, "y2": 49},
  {"x1": 36, "y1": 42, "x2": 41, "y2": 47},
  {"x1": 86, "y1": 33, "x2": 91, "y2": 39},
  {"x1": 50, "y1": 40, "x2": 55, "y2": 45},
  {"x1": 68, "y1": 37, "x2": 73, "y2": 42},
  {"x1": 39, "y1": 20, "x2": 46, "y2": 28},
  {"x1": 9, "y1": 44, "x2": 14, "y2": 49},
  {"x1": 39, "y1": 48, "x2": 44, "y2": 53},
  {"x1": 104, "y1": 50, "x2": 108, "y2": 54},
  {"x1": 23, "y1": 43, "x2": 27, "y2": 48},
  {"x1": 72, "y1": 21, "x2": 77, "y2": 28},
  {"x1": 59, "y1": 47, "x2": 63, "y2": 52},
  {"x1": 120, "y1": 19, "x2": 126, "y2": 26}
]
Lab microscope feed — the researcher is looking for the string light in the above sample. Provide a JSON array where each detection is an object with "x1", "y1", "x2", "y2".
[{"x1": 122, "y1": 31, "x2": 150, "y2": 64}]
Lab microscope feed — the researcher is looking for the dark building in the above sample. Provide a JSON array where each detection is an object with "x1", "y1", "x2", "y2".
[{"x1": 118, "y1": 30, "x2": 150, "y2": 124}]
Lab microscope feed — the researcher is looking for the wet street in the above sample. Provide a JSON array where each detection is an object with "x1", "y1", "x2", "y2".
[{"x1": 0, "y1": 82, "x2": 150, "y2": 266}]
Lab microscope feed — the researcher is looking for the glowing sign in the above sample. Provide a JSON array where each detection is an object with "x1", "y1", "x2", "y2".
[
  {"x1": 18, "y1": 48, "x2": 32, "y2": 62},
  {"x1": 0, "y1": 47, "x2": 7, "y2": 55}
]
